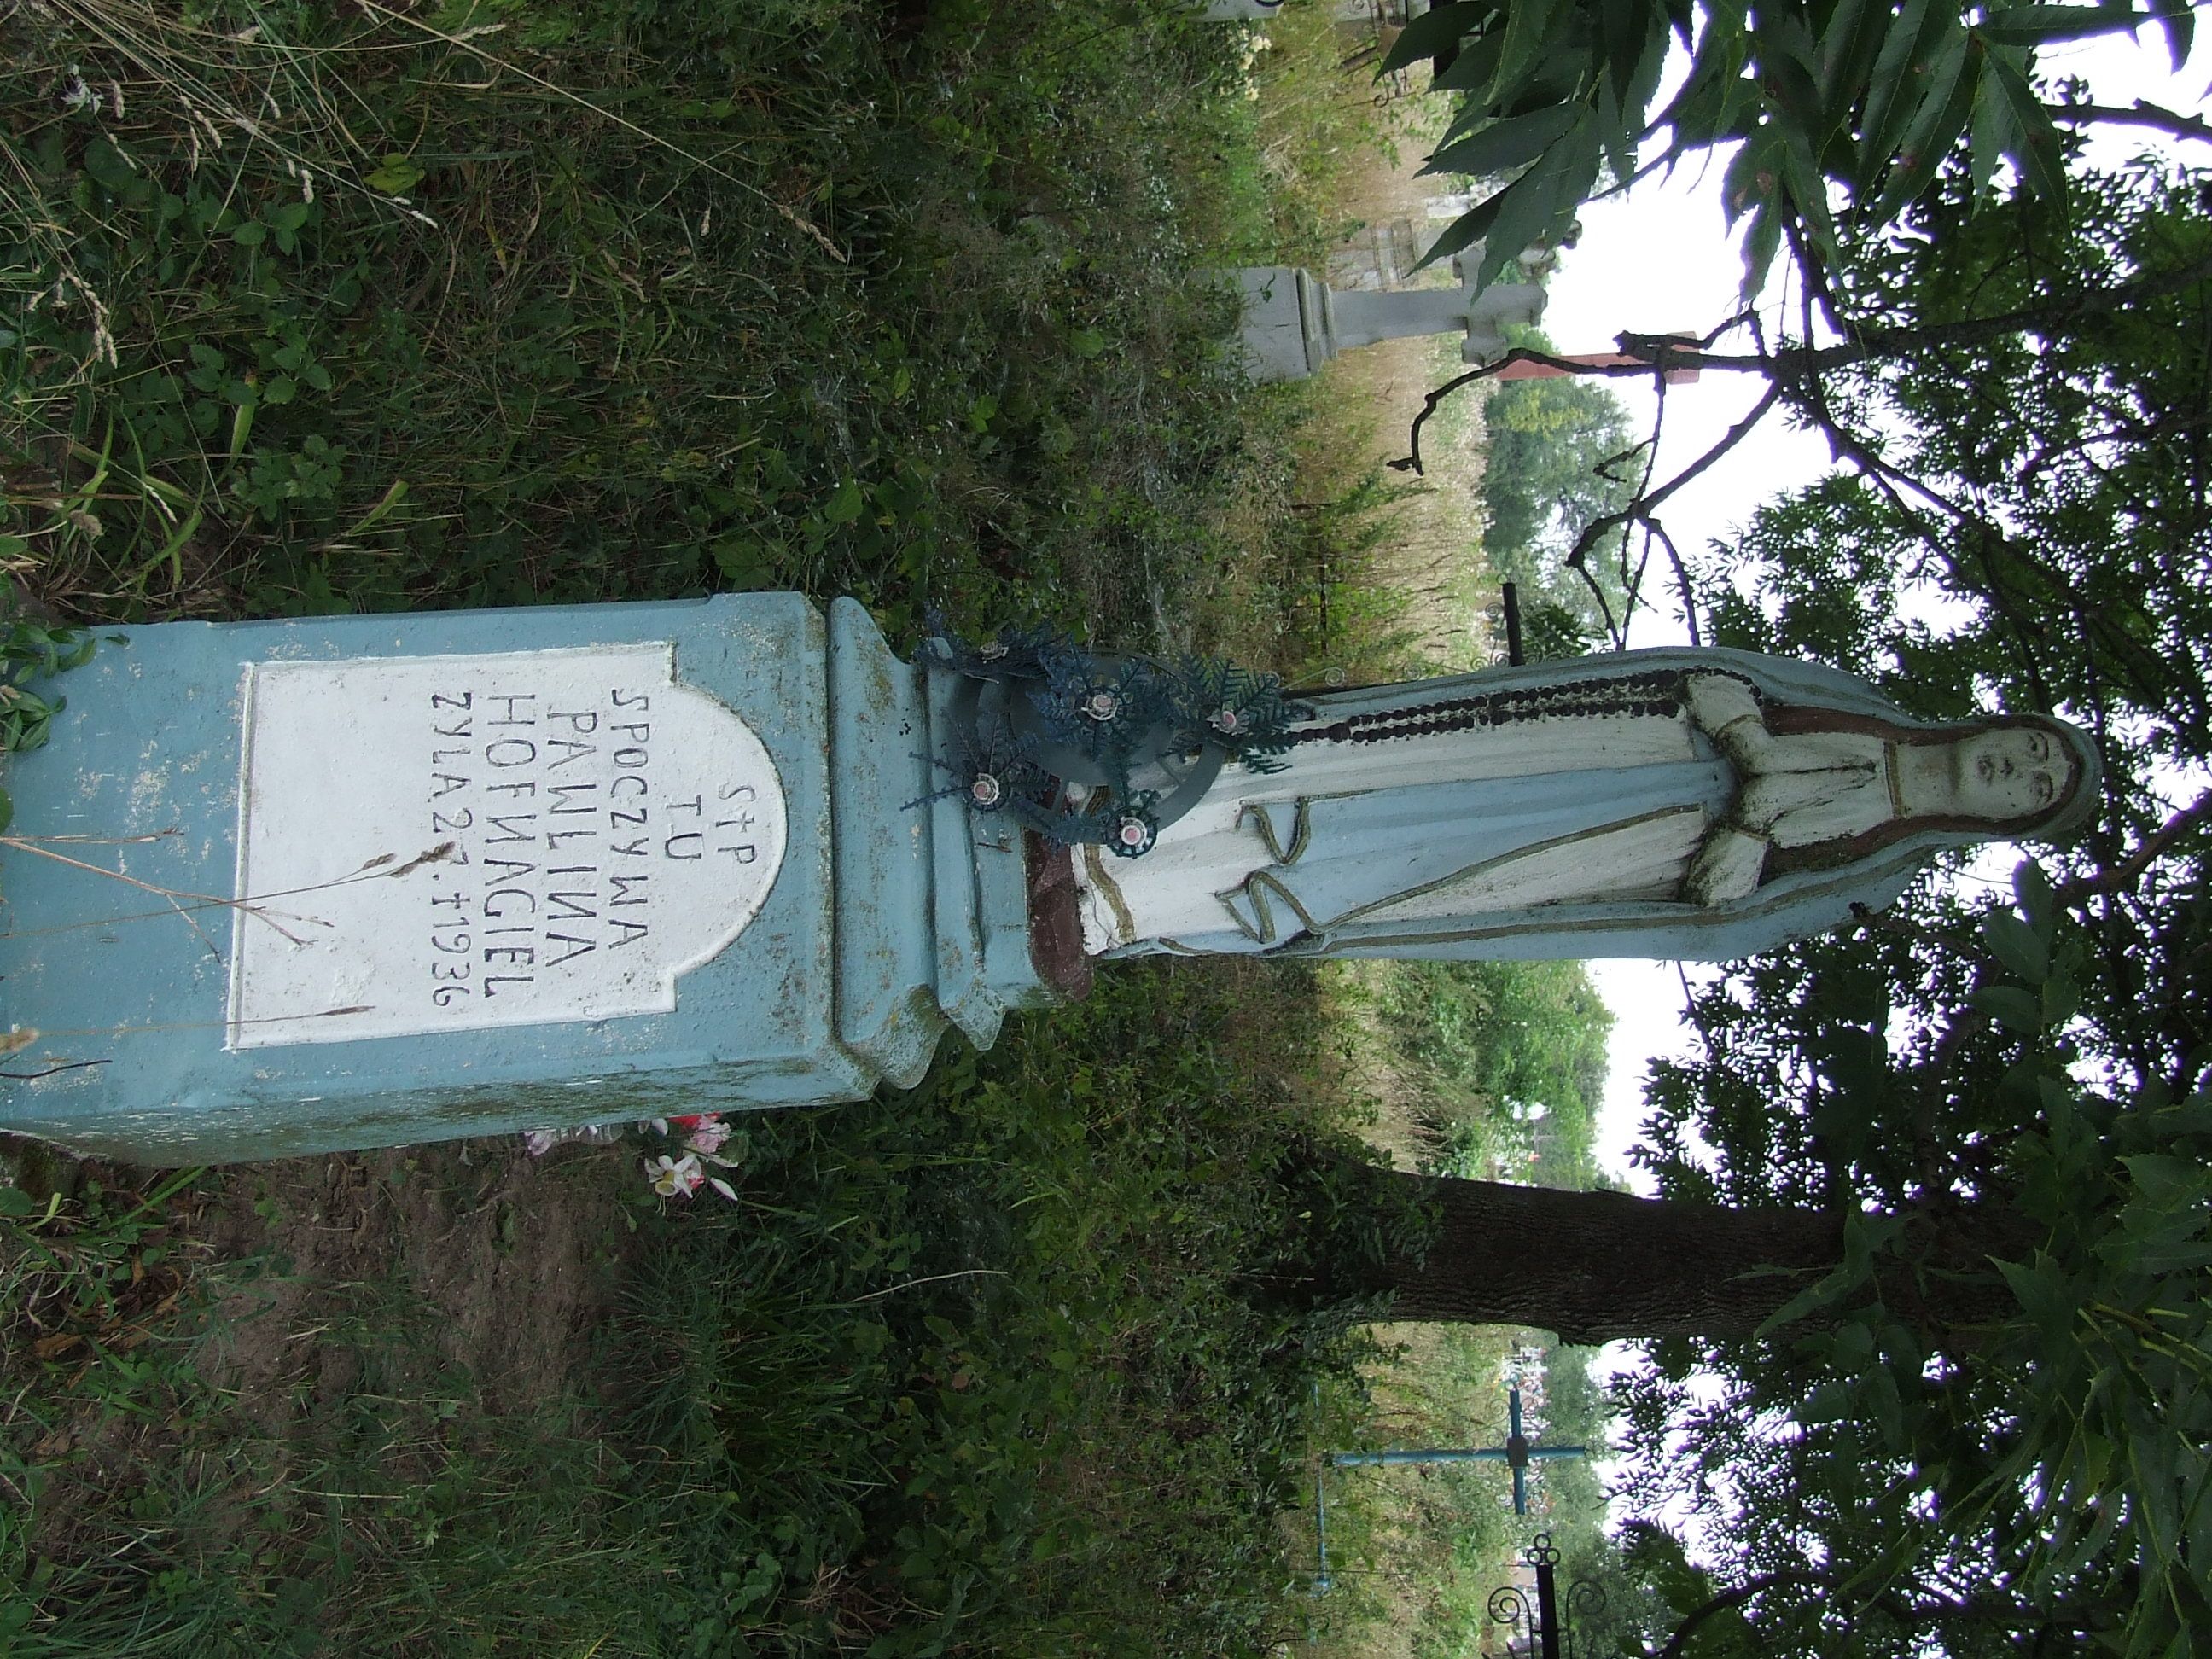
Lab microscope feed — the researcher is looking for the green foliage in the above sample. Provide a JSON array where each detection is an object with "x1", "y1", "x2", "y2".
[
  {"x1": 1731, "y1": 868, "x2": 2212, "y2": 1653},
  {"x1": 1271, "y1": 463, "x2": 1443, "y2": 678},
  {"x1": 0, "y1": 616, "x2": 91, "y2": 754},
  {"x1": 1480, "y1": 346, "x2": 1634, "y2": 562},
  {"x1": 1511, "y1": 594, "x2": 1596, "y2": 663},
  {"x1": 1245, "y1": 0, "x2": 1420, "y2": 270},
  {"x1": 0, "y1": 1154, "x2": 697, "y2": 1656},
  {"x1": 0, "y1": 608, "x2": 94, "y2": 832},
  {"x1": 1618, "y1": 1522, "x2": 1759, "y2": 1656},
  {"x1": 1370, "y1": 959, "x2": 1611, "y2": 1185},
  {"x1": 614, "y1": 964, "x2": 1390, "y2": 1656},
  {"x1": 2, "y1": 963, "x2": 1384, "y2": 1656},
  {"x1": 1393, "y1": 0, "x2": 2186, "y2": 294},
  {"x1": 1305, "y1": 1323, "x2": 1523, "y2": 1659},
  {"x1": 0, "y1": 0, "x2": 1284, "y2": 640},
  {"x1": 1476, "y1": 329, "x2": 1636, "y2": 640},
  {"x1": 1615, "y1": 160, "x2": 2212, "y2": 1656}
]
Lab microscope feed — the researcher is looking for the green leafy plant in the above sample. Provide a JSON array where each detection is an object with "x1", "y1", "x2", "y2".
[
  {"x1": 1389, "y1": 0, "x2": 2193, "y2": 294},
  {"x1": 1624, "y1": 867, "x2": 2212, "y2": 1655}
]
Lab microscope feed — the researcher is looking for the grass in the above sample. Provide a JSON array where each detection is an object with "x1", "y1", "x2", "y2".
[
  {"x1": 2, "y1": 0, "x2": 1295, "y2": 643},
  {"x1": 1293, "y1": 958, "x2": 1621, "y2": 1659},
  {"x1": 3, "y1": 962, "x2": 1394, "y2": 1656},
  {"x1": 1297, "y1": 1321, "x2": 1521, "y2": 1659},
  {"x1": 1, "y1": 2, "x2": 1626, "y2": 1652},
  {"x1": 1360, "y1": 959, "x2": 1613, "y2": 1188}
]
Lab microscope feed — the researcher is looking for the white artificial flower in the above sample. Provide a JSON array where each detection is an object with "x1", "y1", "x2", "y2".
[{"x1": 644, "y1": 1153, "x2": 704, "y2": 1199}]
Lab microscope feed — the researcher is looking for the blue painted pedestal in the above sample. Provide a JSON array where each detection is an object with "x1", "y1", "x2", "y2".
[{"x1": 0, "y1": 596, "x2": 1050, "y2": 1162}]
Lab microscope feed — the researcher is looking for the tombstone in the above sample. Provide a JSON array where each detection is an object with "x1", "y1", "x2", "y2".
[
  {"x1": 2, "y1": 603, "x2": 2100, "y2": 1167},
  {"x1": 0, "y1": 596, "x2": 1046, "y2": 1163},
  {"x1": 1236, "y1": 261, "x2": 1548, "y2": 381},
  {"x1": 1324, "y1": 217, "x2": 1434, "y2": 290}
]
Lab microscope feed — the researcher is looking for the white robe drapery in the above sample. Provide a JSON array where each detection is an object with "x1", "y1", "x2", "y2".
[{"x1": 1064, "y1": 650, "x2": 2084, "y2": 964}]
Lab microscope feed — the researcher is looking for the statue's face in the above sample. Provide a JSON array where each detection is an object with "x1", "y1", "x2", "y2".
[{"x1": 1943, "y1": 726, "x2": 2070, "y2": 820}]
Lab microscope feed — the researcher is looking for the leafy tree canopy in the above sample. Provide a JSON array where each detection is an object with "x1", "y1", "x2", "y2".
[
  {"x1": 1328, "y1": 12, "x2": 2212, "y2": 1652},
  {"x1": 1375, "y1": 958, "x2": 1613, "y2": 1182},
  {"x1": 1477, "y1": 329, "x2": 1639, "y2": 637},
  {"x1": 1601, "y1": 156, "x2": 2212, "y2": 1657},
  {"x1": 1388, "y1": 0, "x2": 2201, "y2": 294}
]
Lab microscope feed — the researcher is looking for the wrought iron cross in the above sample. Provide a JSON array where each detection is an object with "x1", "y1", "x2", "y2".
[{"x1": 1489, "y1": 1532, "x2": 1607, "y2": 1659}]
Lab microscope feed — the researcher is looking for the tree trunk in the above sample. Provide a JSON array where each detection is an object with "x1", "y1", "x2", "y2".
[
  {"x1": 1359, "y1": 1172, "x2": 1845, "y2": 1344},
  {"x1": 1336, "y1": 1170, "x2": 2040, "y2": 1346}
]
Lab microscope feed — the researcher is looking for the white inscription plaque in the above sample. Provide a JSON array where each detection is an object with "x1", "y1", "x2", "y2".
[{"x1": 227, "y1": 644, "x2": 788, "y2": 1048}]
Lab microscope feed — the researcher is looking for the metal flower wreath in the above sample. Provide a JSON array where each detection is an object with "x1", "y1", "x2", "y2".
[
  {"x1": 916, "y1": 619, "x2": 1312, "y2": 857},
  {"x1": 524, "y1": 628, "x2": 1310, "y2": 1195}
]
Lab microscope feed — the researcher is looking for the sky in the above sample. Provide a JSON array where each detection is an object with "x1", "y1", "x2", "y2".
[{"x1": 1527, "y1": 25, "x2": 2212, "y2": 1193}]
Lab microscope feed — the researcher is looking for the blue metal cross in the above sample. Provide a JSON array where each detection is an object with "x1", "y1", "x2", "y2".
[
  {"x1": 1313, "y1": 1382, "x2": 1590, "y2": 1593},
  {"x1": 1328, "y1": 1383, "x2": 1586, "y2": 1514}
]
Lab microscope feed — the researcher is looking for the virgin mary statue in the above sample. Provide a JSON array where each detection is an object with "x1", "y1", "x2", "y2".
[{"x1": 1062, "y1": 649, "x2": 2099, "y2": 963}]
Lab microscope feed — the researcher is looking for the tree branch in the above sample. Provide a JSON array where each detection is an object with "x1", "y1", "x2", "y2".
[
  {"x1": 1392, "y1": 313, "x2": 1759, "y2": 475},
  {"x1": 1781, "y1": 398, "x2": 2064, "y2": 718},
  {"x1": 1655, "y1": 1572, "x2": 1825, "y2": 1659},
  {"x1": 1392, "y1": 347, "x2": 1688, "y2": 478},
  {"x1": 1394, "y1": 242, "x2": 2209, "y2": 668},
  {"x1": 1559, "y1": 381, "x2": 1786, "y2": 583},
  {"x1": 2046, "y1": 99, "x2": 2212, "y2": 145},
  {"x1": 1403, "y1": 252, "x2": 2212, "y2": 426},
  {"x1": 2056, "y1": 789, "x2": 2212, "y2": 905},
  {"x1": 1613, "y1": 350, "x2": 1685, "y2": 641},
  {"x1": 1646, "y1": 517, "x2": 1705, "y2": 647}
]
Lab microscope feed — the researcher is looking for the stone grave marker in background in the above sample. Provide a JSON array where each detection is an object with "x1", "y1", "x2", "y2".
[{"x1": 1236, "y1": 260, "x2": 1549, "y2": 381}]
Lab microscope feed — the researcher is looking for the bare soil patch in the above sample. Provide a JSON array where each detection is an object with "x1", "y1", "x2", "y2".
[{"x1": 190, "y1": 1138, "x2": 643, "y2": 1429}]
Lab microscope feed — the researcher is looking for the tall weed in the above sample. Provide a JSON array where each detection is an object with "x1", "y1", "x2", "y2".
[{"x1": 0, "y1": 0, "x2": 1281, "y2": 641}]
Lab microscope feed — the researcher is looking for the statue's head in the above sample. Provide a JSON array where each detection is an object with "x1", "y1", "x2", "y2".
[
  {"x1": 1762, "y1": 705, "x2": 2100, "y2": 879},
  {"x1": 1894, "y1": 713, "x2": 2098, "y2": 840}
]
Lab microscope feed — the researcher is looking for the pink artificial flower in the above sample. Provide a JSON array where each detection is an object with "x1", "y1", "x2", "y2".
[{"x1": 684, "y1": 1115, "x2": 732, "y2": 1157}]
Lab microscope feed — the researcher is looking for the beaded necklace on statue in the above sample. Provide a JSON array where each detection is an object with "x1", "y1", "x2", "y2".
[{"x1": 1291, "y1": 668, "x2": 1762, "y2": 748}]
